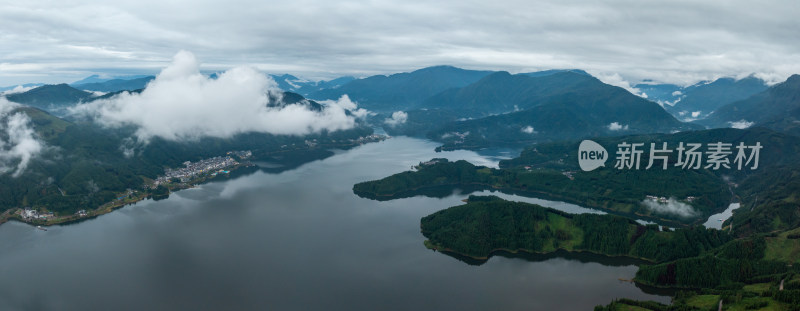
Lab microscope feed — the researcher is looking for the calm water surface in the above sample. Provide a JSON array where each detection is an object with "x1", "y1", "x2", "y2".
[
  {"x1": 0, "y1": 137, "x2": 670, "y2": 310},
  {"x1": 703, "y1": 203, "x2": 741, "y2": 229}
]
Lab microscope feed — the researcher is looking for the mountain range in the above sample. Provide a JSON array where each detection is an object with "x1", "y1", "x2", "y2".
[
  {"x1": 422, "y1": 71, "x2": 700, "y2": 149},
  {"x1": 700, "y1": 74, "x2": 800, "y2": 134},
  {"x1": 309, "y1": 65, "x2": 494, "y2": 112},
  {"x1": 72, "y1": 76, "x2": 155, "y2": 93},
  {"x1": 636, "y1": 76, "x2": 768, "y2": 121}
]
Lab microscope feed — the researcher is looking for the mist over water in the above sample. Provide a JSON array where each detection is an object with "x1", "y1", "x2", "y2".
[{"x1": 0, "y1": 137, "x2": 669, "y2": 310}]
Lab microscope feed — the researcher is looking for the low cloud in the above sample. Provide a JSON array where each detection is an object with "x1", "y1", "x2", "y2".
[
  {"x1": 592, "y1": 72, "x2": 645, "y2": 97},
  {"x1": 607, "y1": 122, "x2": 629, "y2": 131},
  {"x1": 85, "y1": 90, "x2": 107, "y2": 97},
  {"x1": 641, "y1": 197, "x2": 698, "y2": 218},
  {"x1": 729, "y1": 120, "x2": 754, "y2": 129},
  {"x1": 384, "y1": 111, "x2": 408, "y2": 127},
  {"x1": 70, "y1": 51, "x2": 366, "y2": 143},
  {"x1": 320, "y1": 95, "x2": 369, "y2": 119},
  {"x1": 0, "y1": 85, "x2": 37, "y2": 95},
  {"x1": 520, "y1": 125, "x2": 537, "y2": 134},
  {"x1": 0, "y1": 98, "x2": 45, "y2": 177},
  {"x1": 681, "y1": 111, "x2": 704, "y2": 122}
]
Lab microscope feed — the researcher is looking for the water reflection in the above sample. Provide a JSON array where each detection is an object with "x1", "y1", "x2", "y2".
[{"x1": 0, "y1": 136, "x2": 670, "y2": 310}]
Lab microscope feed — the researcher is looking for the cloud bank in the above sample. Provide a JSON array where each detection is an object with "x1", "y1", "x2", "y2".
[
  {"x1": 71, "y1": 51, "x2": 365, "y2": 142},
  {"x1": 384, "y1": 111, "x2": 408, "y2": 127},
  {"x1": 729, "y1": 120, "x2": 754, "y2": 129},
  {"x1": 641, "y1": 197, "x2": 698, "y2": 218},
  {"x1": 0, "y1": 85, "x2": 38, "y2": 95},
  {"x1": 607, "y1": 122, "x2": 629, "y2": 131},
  {"x1": 1, "y1": 1, "x2": 798, "y2": 87},
  {"x1": 0, "y1": 98, "x2": 45, "y2": 177},
  {"x1": 521, "y1": 126, "x2": 537, "y2": 134}
]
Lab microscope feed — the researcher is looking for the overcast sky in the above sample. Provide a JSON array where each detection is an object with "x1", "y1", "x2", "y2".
[{"x1": 0, "y1": 0, "x2": 798, "y2": 86}]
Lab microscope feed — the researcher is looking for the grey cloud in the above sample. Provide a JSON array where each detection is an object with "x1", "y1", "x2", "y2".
[
  {"x1": 384, "y1": 111, "x2": 408, "y2": 127},
  {"x1": 69, "y1": 51, "x2": 366, "y2": 143},
  {"x1": 0, "y1": 1, "x2": 798, "y2": 86},
  {"x1": 641, "y1": 197, "x2": 698, "y2": 218},
  {"x1": 0, "y1": 98, "x2": 45, "y2": 177}
]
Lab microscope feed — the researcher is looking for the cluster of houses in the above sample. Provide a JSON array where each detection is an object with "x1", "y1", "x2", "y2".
[
  {"x1": 349, "y1": 134, "x2": 384, "y2": 144},
  {"x1": 20, "y1": 208, "x2": 54, "y2": 220},
  {"x1": 154, "y1": 155, "x2": 240, "y2": 186},
  {"x1": 279, "y1": 135, "x2": 385, "y2": 150}
]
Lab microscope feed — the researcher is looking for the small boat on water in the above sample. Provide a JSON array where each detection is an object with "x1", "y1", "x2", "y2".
[{"x1": 36, "y1": 226, "x2": 47, "y2": 231}]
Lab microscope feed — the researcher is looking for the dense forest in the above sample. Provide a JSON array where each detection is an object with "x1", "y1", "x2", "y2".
[
  {"x1": 420, "y1": 196, "x2": 731, "y2": 262},
  {"x1": 354, "y1": 158, "x2": 729, "y2": 225},
  {"x1": 419, "y1": 196, "x2": 800, "y2": 310}
]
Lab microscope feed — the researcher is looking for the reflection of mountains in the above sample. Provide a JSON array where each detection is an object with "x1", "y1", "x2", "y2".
[{"x1": 435, "y1": 248, "x2": 650, "y2": 267}]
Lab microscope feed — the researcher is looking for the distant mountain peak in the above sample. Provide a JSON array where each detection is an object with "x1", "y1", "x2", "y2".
[
  {"x1": 4, "y1": 83, "x2": 94, "y2": 114},
  {"x1": 411, "y1": 65, "x2": 462, "y2": 72}
]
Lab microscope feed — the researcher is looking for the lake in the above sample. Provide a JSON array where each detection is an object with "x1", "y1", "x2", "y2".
[{"x1": 0, "y1": 137, "x2": 670, "y2": 310}]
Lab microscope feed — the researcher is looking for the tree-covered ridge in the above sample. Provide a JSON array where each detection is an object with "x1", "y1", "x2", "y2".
[
  {"x1": 420, "y1": 196, "x2": 731, "y2": 263},
  {"x1": 636, "y1": 227, "x2": 800, "y2": 289},
  {"x1": 354, "y1": 158, "x2": 729, "y2": 225},
  {"x1": 728, "y1": 163, "x2": 800, "y2": 237}
]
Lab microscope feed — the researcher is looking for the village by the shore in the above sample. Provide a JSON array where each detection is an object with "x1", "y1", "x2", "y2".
[{"x1": 0, "y1": 150, "x2": 255, "y2": 227}]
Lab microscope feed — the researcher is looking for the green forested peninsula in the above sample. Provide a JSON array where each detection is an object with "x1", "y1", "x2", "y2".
[
  {"x1": 354, "y1": 159, "x2": 729, "y2": 225},
  {"x1": 421, "y1": 196, "x2": 731, "y2": 263}
]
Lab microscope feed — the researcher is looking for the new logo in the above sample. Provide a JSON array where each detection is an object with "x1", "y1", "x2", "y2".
[{"x1": 578, "y1": 140, "x2": 607, "y2": 171}]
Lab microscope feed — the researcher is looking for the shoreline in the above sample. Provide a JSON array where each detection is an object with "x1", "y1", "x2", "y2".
[
  {"x1": 0, "y1": 136, "x2": 387, "y2": 229},
  {"x1": 423, "y1": 239, "x2": 658, "y2": 264}
]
